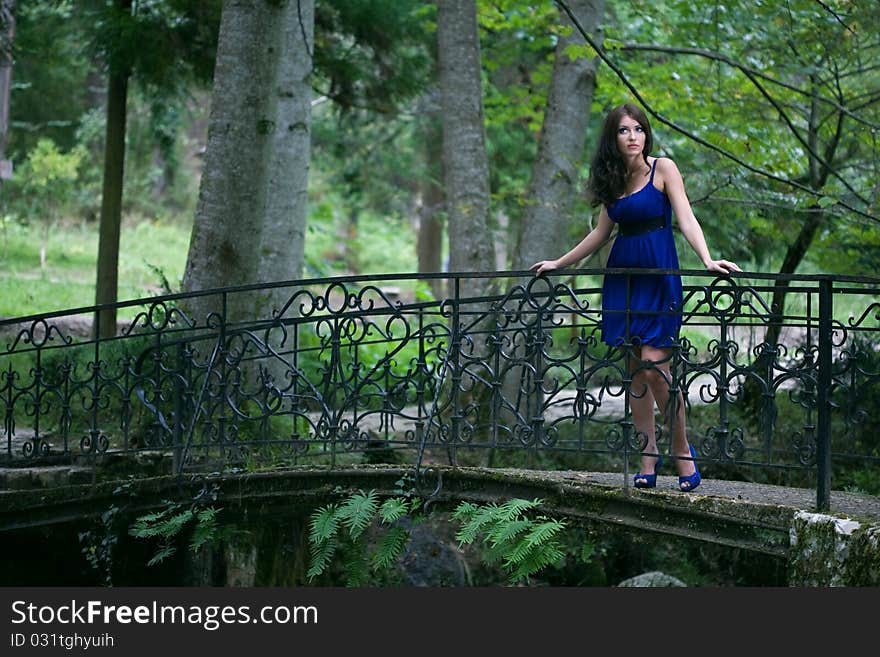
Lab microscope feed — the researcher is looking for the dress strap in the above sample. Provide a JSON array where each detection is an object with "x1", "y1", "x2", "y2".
[{"x1": 648, "y1": 158, "x2": 658, "y2": 183}]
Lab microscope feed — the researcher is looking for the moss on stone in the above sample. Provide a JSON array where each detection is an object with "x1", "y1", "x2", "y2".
[{"x1": 789, "y1": 511, "x2": 880, "y2": 586}]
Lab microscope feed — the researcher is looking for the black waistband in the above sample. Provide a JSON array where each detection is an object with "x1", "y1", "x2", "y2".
[{"x1": 617, "y1": 214, "x2": 666, "y2": 237}]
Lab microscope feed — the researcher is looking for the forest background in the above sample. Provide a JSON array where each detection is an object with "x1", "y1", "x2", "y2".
[{"x1": 0, "y1": 0, "x2": 877, "y2": 327}]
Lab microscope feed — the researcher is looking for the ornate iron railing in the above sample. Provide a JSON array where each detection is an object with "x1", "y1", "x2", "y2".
[{"x1": 1, "y1": 270, "x2": 877, "y2": 510}]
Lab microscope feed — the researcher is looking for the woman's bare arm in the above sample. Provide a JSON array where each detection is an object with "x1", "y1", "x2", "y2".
[
  {"x1": 530, "y1": 208, "x2": 615, "y2": 274},
  {"x1": 658, "y1": 158, "x2": 741, "y2": 274}
]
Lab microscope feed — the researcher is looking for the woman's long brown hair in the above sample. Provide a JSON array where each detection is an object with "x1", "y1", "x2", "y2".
[{"x1": 586, "y1": 103, "x2": 654, "y2": 208}]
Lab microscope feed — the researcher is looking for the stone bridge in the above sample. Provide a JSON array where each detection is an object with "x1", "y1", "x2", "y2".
[
  {"x1": 2, "y1": 463, "x2": 878, "y2": 586},
  {"x1": 1, "y1": 270, "x2": 878, "y2": 585}
]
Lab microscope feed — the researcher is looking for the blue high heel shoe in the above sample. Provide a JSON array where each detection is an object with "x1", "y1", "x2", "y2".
[
  {"x1": 679, "y1": 445, "x2": 701, "y2": 492},
  {"x1": 633, "y1": 455, "x2": 663, "y2": 489}
]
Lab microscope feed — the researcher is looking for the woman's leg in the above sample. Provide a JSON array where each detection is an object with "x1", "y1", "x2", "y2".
[
  {"x1": 629, "y1": 346, "x2": 660, "y2": 484},
  {"x1": 638, "y1": 345, "x2": 696, "y2": 483}
]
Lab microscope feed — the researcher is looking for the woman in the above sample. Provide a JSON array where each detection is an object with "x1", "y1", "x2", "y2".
[{"x1": 530, "y1": 103, "x2": 741, "y2": 491}]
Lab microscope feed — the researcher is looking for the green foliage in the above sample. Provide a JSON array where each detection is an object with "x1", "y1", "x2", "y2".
[
  {"x1": 21, "y1": 138, "x2": 84, "y2": 191},
  {"x1": 129, "y1": 500, "x2": 222, "y2": 567},
  {"x1": 78, "y1": 504, "x2": 122, "y2": 587},
  {"x1": 337, "y1": 489, "x2": 380, "y2": 540},
  {"x1": 0, "y1": 217, "x2": 189, "y2": 316},
  {"x1": 306, "y1": 489, "x2": 418, "y2": 585},
  {"x1": 595, "y1": 0, "x2": 879, "y2": 273},
  {"x1": 16, "y1": 138, "x2": 86, "y2": 235},
  {"x1": 314, "y1": 0, "x2": 433, "y2": 113},
  {"x1": 9, "y1": 1, "x2": 92, "y2": 158},
  {"x1": 452, "y1": 498, "x2": 567, "y2": 583}
]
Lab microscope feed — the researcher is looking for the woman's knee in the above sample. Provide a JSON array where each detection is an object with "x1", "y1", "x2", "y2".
[{"x1": 634, "y1": 362, "x2": 668, "y2": 389}]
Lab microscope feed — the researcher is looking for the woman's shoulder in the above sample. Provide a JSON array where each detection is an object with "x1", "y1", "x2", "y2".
[
  {"x1": 651, "y1": 156, "x2": 679, "y2": 173},
  {"x1": 651, "y1": 157, "x2": 684, "y2": 190}
]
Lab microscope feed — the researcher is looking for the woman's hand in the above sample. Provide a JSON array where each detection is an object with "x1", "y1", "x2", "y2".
[
  {"x1": 530, "y1": 259, "x2": 560, "y2": 275},
  {"x1": 704, "y1": 259, "x2": 742, "y2": 274}
]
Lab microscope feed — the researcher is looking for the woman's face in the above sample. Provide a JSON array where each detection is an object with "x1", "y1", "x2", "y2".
[{"x1": 616, "y1": 114, "x2": 646, "y2": 158}]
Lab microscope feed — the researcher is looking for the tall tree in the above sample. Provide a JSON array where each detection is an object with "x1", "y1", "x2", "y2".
[
  {"x1": 0, "y1": 0, "x2": 14, "y2": 167},
  {"x1": 91, "y1": 0, "x2": 221, "y2": 337},
  {"x1": 511, "y1": 0, "x2": 604, "y2": 270},
  {"x1": 182, "y1": 0, "x2": 314, "y2": 323},
  {"x1": 437, "y1": 0, "x2": 494, "y2": 300},
  {"x1": 94, "y1": 0, "x2": 131, "y2": 339},
  {"x1": 416, "y1": 116, "x2": 444, "y2": 298}
]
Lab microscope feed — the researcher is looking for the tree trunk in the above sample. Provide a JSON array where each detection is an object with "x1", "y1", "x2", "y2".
[
  {"x1": 0, "y1": 0, "x2": 14, "y2": 161},
  {"x1": 416, "y1": 117, "x2": 444, "y2": 299},
  {"x1": 762, "y1": 76, "x2": 840, "y2": 347},
  {"x1": 503, "y1": 0, "x2": 604, "y2": 444},
  {"x1": 512, "y1": 0, "x2": 604, "y2": 271},
  {"x1": 94, "y1": 0, "x2": 132, "y2": 339},
  {"x1": 182, "y1": 0, "x2": 313, "y2": 325},
  {"x1": 436, "y1": 0, "x2": 493, "y2": 301},
  {"x1": 744, "y1": 76, "x2": 842, "y2": 424},
  {"x1": 255, "y1": 0, "x2": 312, "y2": 316},
  {"x1": 0, "y1": 0, "x2": 15, "y2": 228}
]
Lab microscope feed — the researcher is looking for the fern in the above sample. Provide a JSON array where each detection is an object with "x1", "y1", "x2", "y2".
[
  {"x1": 379, "y1": 497, "x2": 410, "y2": 524},
  {"x1": 508, "y1": 543, "x2": 565, "y2": 583},
  {"x1": 159, "y1": 509, "x2": 196, "y2": 538},
  {"x1": 146, "y1": 545, "x2": 178, "y2": 567},
  {"x1": 190, "y1": 508, "x2": 220, "y2": 553},
  {"x1": 342, "y1": 544, "x2": 371, "y2": 587},
  {"x1": 450, "y1": 501, "x2": 478, "y2": 522},
  {"x1": 486, "y1": 518, "x2": 531, "y2": 548},
  {"x1": 306, "y1": 489, "x2": 416, "y2": 584},
  {"x1": 372, "y1": 526, "x2": 409, "y2": 571},
  {"x1": 504, "y1": 520, "x2": 566, "y2": 568},
  {"x1": 307, "y1": 537, "x2": 339, "y2": 580},
  {"x1": 337, "y1": 490, "x2": 379, "y2": 540},
  {"x1": 453, "y1": 498, "x2": 567, "y2": 584},
  {"x1": 130, "y1": 501, "x2": 222, "y2": 567},
  {"x1": 454, "y1": 502, "x2": 504, "y2": 544},
  {"x1": 497, "y1": 498, "x2": 541, "y2": 521},
  {"x1": 521, "y1": 520, "x2": 566, "y2": 552},
  {"x1": 309, "y1": 504, "x2": 340, "y2": 544}
]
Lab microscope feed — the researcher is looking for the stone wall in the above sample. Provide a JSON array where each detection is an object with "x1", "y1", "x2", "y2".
[{"x1": 788, "y1": 511, "x2": 880, "y2": 586}]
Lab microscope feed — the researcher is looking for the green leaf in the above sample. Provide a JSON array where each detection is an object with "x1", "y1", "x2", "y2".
[
  {"x1": 308, "y1": 504, "x2": 340, "y2": 545},
  {"x1": 454, "y1": 503, "x2": 502, "y2": 545},
  {"x1": 338, "y1": 490, "x2": 379, "y2": 541},
  {"x1": 817, "y1": 195, "x2": 837, "y2": 208},
  {"x1": 189, "y1": 508, "x2": 220, "y2": 553},
  {"x1": 307, "y1": 537, "x2": 338, "y2": 581},
  {"x1": 486, "y1": 518, "x2": 531, "y2": 548},
  {"x1": 497, "y1": 498, "x2": 541, "y2": 522},
  {"x1": 146, "y1": 544, "x2": 177, "y2": 567},
  {"x1": 343, "y1": 547, "x2": 371, "y2": 587},
  {"x1": 372, "y1": 526, "x2": 410, "y2": 571},
  {"x1": 562, "y1": 42, "x2": 598, "y2": 62},
  {"x1": 379, "y1": 497, "x2": 409, "y2": 524}
]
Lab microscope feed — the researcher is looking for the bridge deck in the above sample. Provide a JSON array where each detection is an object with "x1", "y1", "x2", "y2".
[
  {"x1": 507, "y1": 468, "x2": 880, "y2": 522},
  {"x1": 2, "y1": 464, "x2": 878, "y2": 564}
]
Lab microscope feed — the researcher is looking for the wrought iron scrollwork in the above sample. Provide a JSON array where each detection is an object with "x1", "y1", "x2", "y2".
[{"x1": 0, "y1": 270, "x2": 874, "y2": 506}]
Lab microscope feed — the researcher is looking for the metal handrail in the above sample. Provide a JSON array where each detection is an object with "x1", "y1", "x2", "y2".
[{"x1": 1, "y1": 269, "x2": 877, "y2": 511}]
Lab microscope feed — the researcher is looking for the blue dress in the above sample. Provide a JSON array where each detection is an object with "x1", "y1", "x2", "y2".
[{"x1": 601, "y1": 159, "x2": 682, "y2": 348}]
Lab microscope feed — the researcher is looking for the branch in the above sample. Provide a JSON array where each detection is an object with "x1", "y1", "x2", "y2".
[
  {"x1": 736, "y1": 67, "x2": 867, "y2": 203},
  {"x1": 552, "y1": 0, "x2": 878, "y2": 224},
  {"x1": 691, "y1": 195, "x2": 828, "y2": 213},
  {"x1": 618, "y1": 43, "x2": 879, "y2": 131},
  {"x1": 688, "y1": 176, "x2": 733, "y2": 205},
  {"x1": 814, "y1": 0, "x2": 857, "y2": 36}
]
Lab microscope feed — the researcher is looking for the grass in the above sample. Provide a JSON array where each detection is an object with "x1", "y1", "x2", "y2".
[
  {"x1": 0, "y1": 217, "x2": 189, "y2": 318},
  {"x1": 0, "y1": 208, "x2": 872, "y2": 331},
  {"x1": 0, "y1": 207, "x2": 424, "y2": 322}
]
